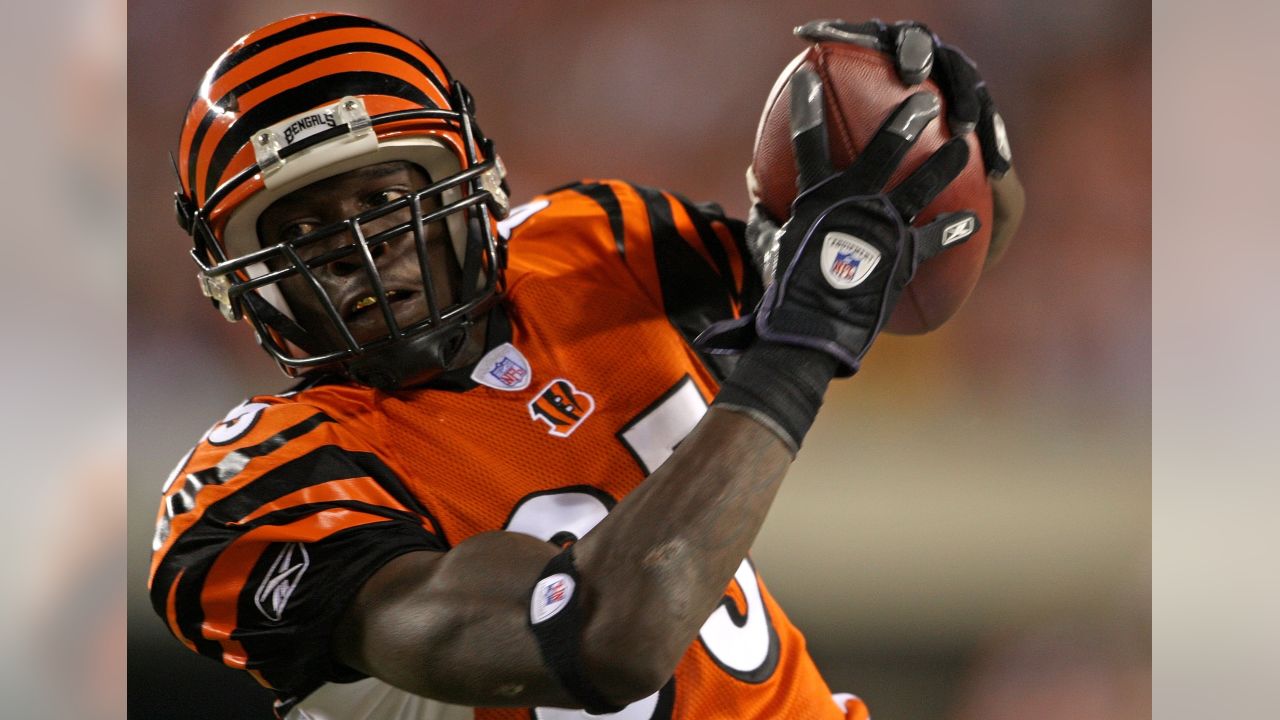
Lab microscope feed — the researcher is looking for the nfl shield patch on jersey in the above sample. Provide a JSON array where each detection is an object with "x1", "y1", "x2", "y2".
[{"x1": 471, "y1": 342, "x2": 532, "y2": 391}]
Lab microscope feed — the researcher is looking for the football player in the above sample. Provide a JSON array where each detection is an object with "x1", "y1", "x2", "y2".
[{"x1": 149, "y1": 13, "x2": 1021, "y2": 720}]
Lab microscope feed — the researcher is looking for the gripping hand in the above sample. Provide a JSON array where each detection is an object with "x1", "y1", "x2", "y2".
[
  {"x1": 795, "y1": 18, "x2": 1012, "y2": 177},
  {"x1": 696, "y1": 71, "x2": 979, "y2": 376}
]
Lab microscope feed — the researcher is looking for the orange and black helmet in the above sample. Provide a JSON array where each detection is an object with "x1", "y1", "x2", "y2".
[{"x1": 174, "y1": 13, "x2": 510, "y2": 389}]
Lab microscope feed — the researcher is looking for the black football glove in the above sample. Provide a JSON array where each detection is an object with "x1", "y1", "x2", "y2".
[
  {"x1": 795, "y1": 18, "x2": 1013, "y2": 179},
  {"x1": 696, "y1": 70, "x2": 980, "y2": 376},
  {"x1": 744, "y1": 18, "x2": 1018, "y2": 287}
]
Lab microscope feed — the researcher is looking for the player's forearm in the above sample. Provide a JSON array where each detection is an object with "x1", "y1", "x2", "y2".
[
  {"x1": 573, "y1": 406, "x2": 794, "y2": 696},
  {"x1": 340, "y1": 342, "x2": 835, "y2": 708},
  {"x1": 986, "y1": 165, "x2": 1024, "y2": 268},
  {"x1": 338, "y1": 409, "x2": 795, "y2": 709},
  {"x1": 337, "y1": 533, "x2": 586, "y2": 708}
]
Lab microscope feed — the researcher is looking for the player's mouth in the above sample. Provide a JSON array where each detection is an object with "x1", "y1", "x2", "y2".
[
  {"x1": 347, "y1": 290, "x2": 408, "y2": 317},
  {"x1": 342, "y1": 288, "x2": 428, "y2": 337}
]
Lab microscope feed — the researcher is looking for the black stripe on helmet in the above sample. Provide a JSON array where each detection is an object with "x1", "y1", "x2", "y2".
[
  {"x1": 186, "y1": 42, "x2": 447, "y2": 197},
  {"x1": 413, "y1": 37, "x2": 455, "y2": 86},
  {"x1": 210, "y1": 14, "x2": 388, "y2": 83},
  {"x1": 203, "y1": 71, "x2": 438, "y2": 201},
  {"x1": 238, "y1": 41, "x2": 448, "y2": 103}
]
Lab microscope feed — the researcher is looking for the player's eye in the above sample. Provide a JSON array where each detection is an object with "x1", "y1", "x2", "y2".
[
  {"x1": 366, "y1": 188, "x2": 409, "y2": 207},
  {"x1": 280, "y1": 220, "x2": 319, "y2": 241}
]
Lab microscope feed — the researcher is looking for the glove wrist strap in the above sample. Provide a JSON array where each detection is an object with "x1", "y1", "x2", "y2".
[{"x1": 714, "y1": 342, "x2": 839, "y2": 453}]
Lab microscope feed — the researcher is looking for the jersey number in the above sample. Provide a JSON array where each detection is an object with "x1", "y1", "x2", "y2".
[
  {"x1": 505, "y1": 377, "x2": 779, "y2": 719},
  {"x1": 152, "y1": 402, "x2": 271, "y2": 552}
]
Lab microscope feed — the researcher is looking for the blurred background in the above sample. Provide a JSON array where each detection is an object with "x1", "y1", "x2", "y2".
[{"x1": 127, "y1": 1, "x2": 1150, "y2": 718}]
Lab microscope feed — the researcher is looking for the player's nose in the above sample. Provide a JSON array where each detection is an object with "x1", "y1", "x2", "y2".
[{"x1": 320, "y1": 228, "x2": 401, "y2": 280}]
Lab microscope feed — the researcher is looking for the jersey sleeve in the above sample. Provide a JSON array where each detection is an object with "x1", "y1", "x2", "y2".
[
  {"x1": 546, "y1": 179, "x2": 764, "y2": 380},
  {"x1": 147, "y1": 398, "x2": 446, "y2": 713}
]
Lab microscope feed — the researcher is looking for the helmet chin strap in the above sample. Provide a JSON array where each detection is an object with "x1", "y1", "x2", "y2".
[
  {"x1": 347, "y1": 212, "x2": 498, "y2": 390},
  {"x1": 343, "y1": 312, "x2": 486, "y2": 391}
]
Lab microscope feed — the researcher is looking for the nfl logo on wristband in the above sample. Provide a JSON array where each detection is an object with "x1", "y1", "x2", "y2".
[{"x1": 531, "y1": 572, "x2": 575, "y2": 624}]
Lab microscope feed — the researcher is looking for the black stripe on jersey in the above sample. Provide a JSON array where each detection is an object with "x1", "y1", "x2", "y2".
[
  {"x1": 186, "y1": 43, "x2": 442, "y2": 196},
  {"x1": 187, "y1": 445, "x2": 441, "y2": 559},
  {"x1": 189, "y1": 412, "x2": 333, "y2": 489},
  {"x1": 722, "y1": 216, "x2": 762, "y2": 308},
  {"x1": 151, "y1": 445, "x2": 445, "y2": 662},
  {"x1": 570, "y1": 182, "x2": 627, "y2": 257},
  {"x1": 204, "y1": 72, "x2": 437, "y2": 198},
  {"x1": 634, "y1": 185, "x2": 741, "y2": 381},
  {"x1": 169, "y1": 506, "x2": 436, "y2": 670},
  {"x1": 543, "y1": 179, "x2": 588, "y2": 194},
  {"x1": 233, "y1": 520, "x2": 441, "y2": 697},
  {"x1": 674, "y1": 195, "x2": 763, "y2": 311},
  {"x1": 159, "y1": 412, "x2": 334, "y2": 532},
  {"x1": 672, "y1": 194, "x2": 738, "y2": 304},
  {"x1": 162, "y1": 445, "x2": 443, "y2": 581}
]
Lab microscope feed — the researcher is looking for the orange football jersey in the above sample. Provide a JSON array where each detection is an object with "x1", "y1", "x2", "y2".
[{"x1": 150, "y1": 180, "x2": 868, "y2": 720}]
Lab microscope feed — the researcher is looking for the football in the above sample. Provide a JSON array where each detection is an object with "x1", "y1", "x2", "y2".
[{"x1": 749, "y1": 41, "x2": 994, "y2": 334}]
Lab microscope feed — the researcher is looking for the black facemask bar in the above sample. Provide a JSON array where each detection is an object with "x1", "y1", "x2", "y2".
[
  {"x1": 176, "y1": 81, "x2": 510, "y2": 380},
  {"x1": 209, "y1": 172, "x2": 498, "y2": 365}
]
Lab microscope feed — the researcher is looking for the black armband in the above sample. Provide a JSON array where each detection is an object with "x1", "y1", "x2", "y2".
[
  {"x1": 713, "y1": 342, "x2": 840, "y2": 453},
  {"x1": 528, "y1": 546, "x2": 623, "y2": 715}
]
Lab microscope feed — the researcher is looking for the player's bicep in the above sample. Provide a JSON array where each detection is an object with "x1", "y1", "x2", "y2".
[{"x1": 334, "y1": 530, "x2": 577, "y2": 708}]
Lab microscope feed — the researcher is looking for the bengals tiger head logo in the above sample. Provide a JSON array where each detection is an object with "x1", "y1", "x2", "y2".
[{"x1": 528, "y1": 379, "x2": 595, "y2": 437}]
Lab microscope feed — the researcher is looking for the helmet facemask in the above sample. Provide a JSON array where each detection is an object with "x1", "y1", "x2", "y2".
[{"x1": 181, "y1": 85, "x2": 509, "y2": 390}]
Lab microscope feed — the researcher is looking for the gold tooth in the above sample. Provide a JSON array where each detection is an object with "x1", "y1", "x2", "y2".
[{"x1": 353, "y1": 295, "x2": 377, "y2": 310}]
